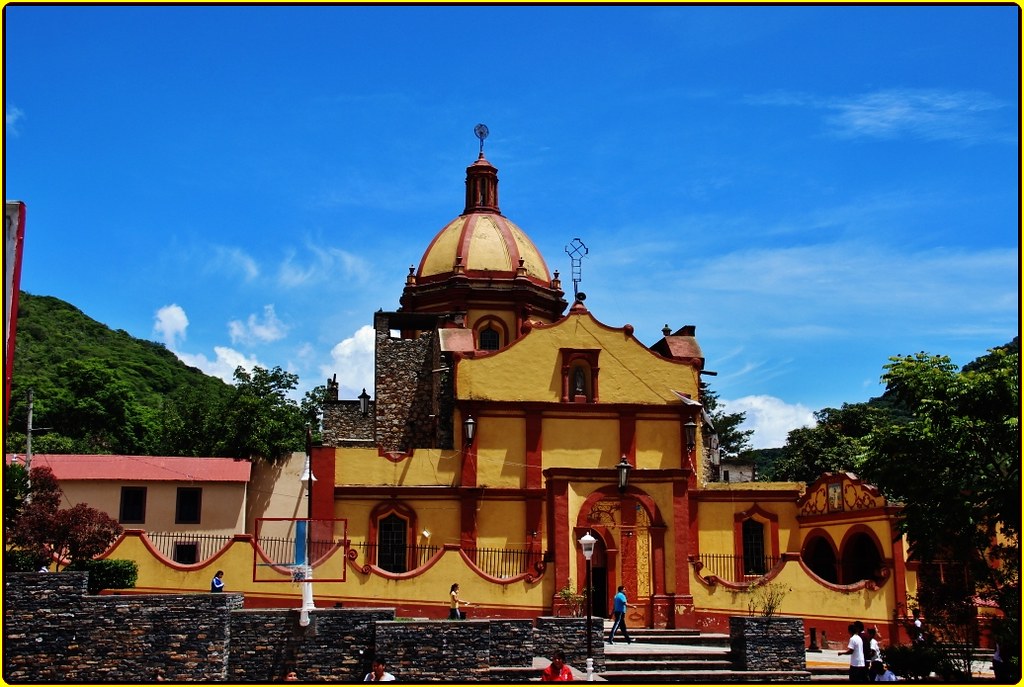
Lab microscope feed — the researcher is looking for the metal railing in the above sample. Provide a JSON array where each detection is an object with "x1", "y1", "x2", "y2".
[
  {"x1": 146, "y1": 532, "x2": 233, "y2": 564},
  {"x1": 352, "y1": 542, "x2": 541, "y2": 578},
  {"x1": 693, "y1": 553, "x2": 782, "y2": 583}
]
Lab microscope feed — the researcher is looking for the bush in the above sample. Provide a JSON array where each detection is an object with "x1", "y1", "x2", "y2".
[
  {"x1": 4, "y1": 548, "x2": 49, "y2": 571},
  {"x1": 882, "y1": 643, "x2": 942, "y2": 681},
  {"x1": 66, "y1": 558, "x2": 138, "y2": 595}
]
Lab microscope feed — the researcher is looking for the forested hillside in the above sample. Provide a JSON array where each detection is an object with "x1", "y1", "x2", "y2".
[{"x1": 5, "y1": 292, "x2": 317, "y2": 460}]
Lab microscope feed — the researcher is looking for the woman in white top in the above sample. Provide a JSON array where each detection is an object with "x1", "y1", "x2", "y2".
[{"x1": 449, "y1": 582, "x2": 470, "y2": 619}]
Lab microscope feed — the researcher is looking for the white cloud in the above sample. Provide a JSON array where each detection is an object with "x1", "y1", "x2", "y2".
[
  {"x1": 277, "y1": 244, "x2": 372, "y2": 288},
  {"x1": 722, "y1": 395, "x2": 816, "y2": 449},
  {"x1": 209, "y1": 245, "x2": 260, "y2": 281},
  {"x1": 747, "y1": 88, "x2": 1010, "y2": 145},
  {"x1": 6, "y1": 105, "x2": 24, "y2": 136},
  {"x1": 228, "y1": 304, "x2": 288, "y2": 346},
  {"x1": 320, "y1": 325, "x2": 376, "y2": 397},
  {"x1": 175, "y1": 346, "x2": 263, "y2": 384},
  {"x1": 153, "y1": 304, "x2": 189, "y2": 348},
  {"x1": 826, "y1": 89, "x2": 1007, "y2": 143}
]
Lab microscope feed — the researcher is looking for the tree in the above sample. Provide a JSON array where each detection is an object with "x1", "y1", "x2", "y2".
[
  {"x1": 861, "y1": 343, "x2": 1020, "y2": 655},
  {"x1": 702, "y1": 385, "x2": 753, "y2": 458},
  {"x1": 766, "y1": 402, "x2": 894, "y2": 482},
  {"x1": 46, "y1": 359, "x2": 153, "y2": 454},
  {"x1": 3, "y1": 462, "x2": 30, "y2": 533},
  {"x1": 301, "y1": 384, "x2": 327, "y2": 444},
  {"x1": 7, "y1": 466, "x2": 123, "y2": 570},
  {"x1": 217, "y1": 366, "x2": 306, "y2": 462}
]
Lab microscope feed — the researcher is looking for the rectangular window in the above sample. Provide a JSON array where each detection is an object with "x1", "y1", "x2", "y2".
[
  {"x1": 175, "y1": 487, "x2": 203, "y2": 524},
  {"x1": 742, "y1": 519, "x2": 767, "y2": 575},
  {"x1": 173, "y1": 542, "x2": 199, "y2": 565},
  {"x1": 119, "y1": 486, "x2": 147, "y2": 523}
]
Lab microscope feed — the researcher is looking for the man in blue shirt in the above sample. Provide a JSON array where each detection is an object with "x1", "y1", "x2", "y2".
[{"x1": 607, "y1": 585, "x2": 635, "y2": 644}]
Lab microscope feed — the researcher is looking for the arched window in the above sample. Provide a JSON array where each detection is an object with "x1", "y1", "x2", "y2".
[
  {"x1": 803, "y1": 535, "x2": 839, "y2": 583},
  {"x1": 742, "y1": 519, "x2": 767, "y2": 575},
  {"x1": 479, "y1": 327, "x2": 500, "y2": 351},
  {"x1": 377, "y1": 513, "x2": 408, "y2": 573},
  {"x1": 841, "y1": 531, "x2": 883, "y2": 584}
]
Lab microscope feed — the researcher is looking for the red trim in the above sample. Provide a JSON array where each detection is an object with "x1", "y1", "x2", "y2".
[
  {"x1": 675, "y1": 479, "x2": 693, "y2": 598},
  {"x1": 5, "y1": 201, "x2": 26, "y2": 423},
  {"x1": 460, "y1": 492, "x2": 479, "y2": 557},
  {"x1": 367, "y1": 501, "x2": 419, "y2": 572},
  {"x1": 619, "y1": 413, "x2": 636, "y2": 462},
  {"x1": 525, "y1": 412, "x2": 543, "y2": 489},
  {"x1": 311, "y1": 446, "x2": 335, "y2": 522}
]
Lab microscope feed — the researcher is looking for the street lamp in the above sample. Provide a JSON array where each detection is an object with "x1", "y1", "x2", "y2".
[
  {"x1": 615, "y1": 455, "x2": 632, "y2": 493},
  {"x1": 299, "y1": 426, "x2": 318, "y2": 626},
  {"x1": 463, "y1": 415, "x2": 477, "y2": 444},
  {"x1": 684, "y1": 420, "x2": 698, "y2": 454},
  {"x1": 358, "y1": 388, "x2": 371, "y2": 416},
  {"x1": 579, "y1": 531, "x2": 597, "y2": 681}
]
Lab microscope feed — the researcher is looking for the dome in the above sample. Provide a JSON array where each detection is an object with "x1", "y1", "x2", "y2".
[
  {"x1": 399, "y1": 145, "x2": 566, "y2": 323},
  {"x1": 417, "y1": 212, "x2": 552, "y2": 288}
]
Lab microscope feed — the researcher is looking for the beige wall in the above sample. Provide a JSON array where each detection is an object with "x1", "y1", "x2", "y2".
[
  {"x1": 245, "y1": 451, "x2": 309, "y2": 533},
  {"x1": 59, "y1": 479, "x2": 246, "y2": 536}
]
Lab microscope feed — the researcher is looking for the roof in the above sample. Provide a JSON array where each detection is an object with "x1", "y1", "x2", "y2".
[{"x1": 5, "y1": 454, "x2": 252, "y2": 483}]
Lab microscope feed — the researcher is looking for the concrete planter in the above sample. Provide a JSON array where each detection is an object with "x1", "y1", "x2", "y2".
[{"x1": 729, "y1": 615, "x2": 806, "y2": 671}]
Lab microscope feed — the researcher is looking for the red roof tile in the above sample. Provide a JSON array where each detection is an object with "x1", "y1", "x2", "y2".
[{"x1": 5, "y1": 454, "x2": 251, "y2": 483}]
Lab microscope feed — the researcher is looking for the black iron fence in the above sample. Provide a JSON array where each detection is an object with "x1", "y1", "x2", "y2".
[
  {"x1": 351, "y1": 542, "x2": 541, "y2": 578},
  {"x1": 144, "y1": 531, "x2": 540, "y2": 577},
  {"x1": 146, "y1": 532, "x2": 233, "y2": 564},
  {"x1": 693, "y1": 553, "x2": 782, "y2": 583}
]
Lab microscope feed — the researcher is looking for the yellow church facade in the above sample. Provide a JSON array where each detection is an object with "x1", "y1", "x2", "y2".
[{"x1": 106, "y1": 136, "x2": 918, "y2": 649}]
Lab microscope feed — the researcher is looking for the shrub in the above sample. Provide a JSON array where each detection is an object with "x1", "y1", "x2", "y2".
[
  {"x1": 4, "y1": 548, "x2": 49, "y2": 572},
  {"x1": 747, "y1": 581, "x2": 789, "y2": 617},
  {"x1": 882, "y1": 643, "x2": 941, "y2": 681},
  {"x1": 556, "y1": 580, "x2": 584, "y2": 617},
  {"x1": 66, "y1": 558, "x2": 138, "y2": 595}
]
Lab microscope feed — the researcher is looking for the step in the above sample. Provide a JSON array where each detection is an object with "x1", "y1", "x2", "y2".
[
  {"x1": 601, "y1": 669, "x2": 812, "y2": 683},
  {"x1": 606, "y1": 658, "x2": 735, "y2": 671}
]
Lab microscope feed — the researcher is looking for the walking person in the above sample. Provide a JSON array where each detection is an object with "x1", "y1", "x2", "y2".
[
  {"x1": 449, "y1": 582, "x2": 471, "y2": 619},
  {"x1": 210, "y1": 570, "x2": 225, "y2": 593},
  {"x1": 839, "y1": 621, "x2": 868, "y2": 682},
  {"x1": 606, "y1": 585, "x2": 635, "y2": 644},
  {"x1": 866, "y1": 627, "x2": 881, "y2": 680}
]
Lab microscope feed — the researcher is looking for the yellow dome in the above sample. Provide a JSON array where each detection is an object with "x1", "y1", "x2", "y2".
[{"x1": 417, "y1": 212, "x2": 551, "y2": 287}]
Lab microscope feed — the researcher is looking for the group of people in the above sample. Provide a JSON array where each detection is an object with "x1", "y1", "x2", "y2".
[{"x1": 839, "y1": 621, "x2": 896, "y2": 682}]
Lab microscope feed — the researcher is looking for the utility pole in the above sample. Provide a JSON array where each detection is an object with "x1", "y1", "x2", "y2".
[{"x1": 25, "y1": 387, "x2": 33, "y2": 472}]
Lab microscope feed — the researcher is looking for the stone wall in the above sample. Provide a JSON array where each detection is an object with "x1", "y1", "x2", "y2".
[
  {"x1": 3, "y1": 572, "x2": 241, "y2": 682},
  {"x1": 4, "y1": 574, "x2": 599, "y2": 683},
  {"x1": 729, "y1": 615, "x2": 806, "y2": 671},
  {"x1": 321, "y1": 399, "x2": 375, "y2": 446},
  {"x1": 373, "y1": 312, "x2": 453, "y2": 452},
  {"x1": 227, "y1": 607, "x2": 396, "y2": 681},
  {"x1": 535, "y1": 615, "x2": 606, "y2": 674}
]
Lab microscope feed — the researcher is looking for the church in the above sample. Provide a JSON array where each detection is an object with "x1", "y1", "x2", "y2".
[{"x1": 296, "y1": 128, "x2": 916, "y2": 644}]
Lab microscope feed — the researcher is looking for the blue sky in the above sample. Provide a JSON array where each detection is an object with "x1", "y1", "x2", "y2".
[{"x1": 4, "y1": 5, "x2": 1019, "y2": 448}]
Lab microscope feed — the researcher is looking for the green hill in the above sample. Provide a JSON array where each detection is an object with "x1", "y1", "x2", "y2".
[{"x1": 6, "y1": 292, "x2": 233, "y2": 455}]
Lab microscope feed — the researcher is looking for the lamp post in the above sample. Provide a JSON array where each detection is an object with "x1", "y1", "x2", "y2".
[
  {"x1": 579, "y1": 531, "x2": 597, "y2": 681},
  {"x1": 615, "y1": 455, "x2": 632, "y2": 493},
  {"x1": 298, "y1": 425, "x2": 317, "y2": 626}
]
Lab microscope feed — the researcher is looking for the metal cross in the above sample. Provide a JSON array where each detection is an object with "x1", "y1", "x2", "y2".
[{"x1": 564, "y1": 237, "x2": 588, "y2": 298}]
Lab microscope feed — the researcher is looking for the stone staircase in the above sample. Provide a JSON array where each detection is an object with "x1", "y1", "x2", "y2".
[{"x1": 600, "y1": 627, "x2": 813, "y2": 683}]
